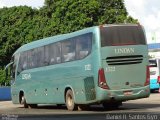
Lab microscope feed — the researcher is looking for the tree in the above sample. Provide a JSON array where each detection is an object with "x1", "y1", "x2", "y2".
[{"x1": 0, "y1": 69, "x2": 10, "y2": 86}]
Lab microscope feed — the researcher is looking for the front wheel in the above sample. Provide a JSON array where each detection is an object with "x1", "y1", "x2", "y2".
[
  {"x1": 65, "y1": 89, "x2": 77, "y2": 111},
  {"x1": 21, "y1": 96, "x2": 28, "y2": 108}
]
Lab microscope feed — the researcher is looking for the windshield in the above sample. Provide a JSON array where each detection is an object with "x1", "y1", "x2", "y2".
[{"x1": 100, "y1": 25, "x2": 146, "y2": 47}]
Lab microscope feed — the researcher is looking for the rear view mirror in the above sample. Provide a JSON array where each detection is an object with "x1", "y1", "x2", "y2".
[
  {"x1": 5, "y1": 62, "x2": 13, "y2": 81},
  {"x1": 5, "y1": 68, "x2": 8, "y2": 80}
]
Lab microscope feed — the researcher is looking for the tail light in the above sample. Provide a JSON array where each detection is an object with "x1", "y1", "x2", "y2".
[
  {"x1": 98, "y1": 68, "x2": 109, "y2": 89},
  {"x1": 144, "y1": 66, "x2": 150, "y2": 86},
  {"x1": 157, "y1": 76, "x2": 160, "y2": 83}
]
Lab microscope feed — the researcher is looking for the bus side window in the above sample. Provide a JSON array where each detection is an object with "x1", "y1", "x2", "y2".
[
  {"x1": 76, "y1": 33, "x2": 92, "y2": 59},
  {"x1": 18, "y1": 52, "x2": 28, "y2": 73},
  {"x1": 55, "y1": 42, "x2": 61, "y2": 64},
  {"x1": 49, "y1": 43, "x2": 56, "y2": 65},
  {"x1": 45, "y1": 42, "x2": 61, "y2": 65},
  {"x1": 36, "y1": 47, "x2": 45, "y2": 67},
  {"x1": 44, "y1": 45, "x2": 50, "y2": 65},
  {"x1": 31, "y1": 49, "x2": 38, "y2": 68},
  {"x1": 62, "y1": 39, "x2": 75, "y2": 62},
  {"x1": 27, "y1": 50, "x2": 32, "y2": 69},
  {"x1": 23, "y1": 52, "x2": 28, "y2": 70}
]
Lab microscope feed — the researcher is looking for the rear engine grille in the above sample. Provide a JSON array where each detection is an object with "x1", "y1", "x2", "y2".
[
  {"x1": 106, "y1": 55, "x2": 143, "y2": 65},
  {"x1": 84, "y1": 77, "x2": 96, "y2": 101}
]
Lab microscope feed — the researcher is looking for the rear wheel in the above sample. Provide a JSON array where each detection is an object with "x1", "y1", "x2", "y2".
[{"x1": 65, "y1": 89, "x2": 77, "y2": 111}]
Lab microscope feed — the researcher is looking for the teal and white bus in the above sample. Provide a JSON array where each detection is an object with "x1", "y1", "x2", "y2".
[{"x1": 6, "y1": 24, "x2": 150, "y2": 111}]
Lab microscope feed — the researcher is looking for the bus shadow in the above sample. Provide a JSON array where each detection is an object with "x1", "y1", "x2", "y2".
[
  {"x1": 19, "y1": 102, "x2": 160, "y2": 112},
  {"x1": 89, "y1": 103, "x2": 160, "y2": 112},
  {"x1": 37, "y1": 105, "x2": 67, "y2": 110},
  {"x1": 121, "y1": 102, "x2": 160, "y2": 110}
]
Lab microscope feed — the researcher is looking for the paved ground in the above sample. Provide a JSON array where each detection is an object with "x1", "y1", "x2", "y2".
[{"x1": 0, "y1": 93, "x2": 160, "y2": 120}]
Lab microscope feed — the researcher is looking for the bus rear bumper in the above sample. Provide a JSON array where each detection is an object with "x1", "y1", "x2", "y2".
[{"x1": 96, "y1": 86, "x2": 150, "y2": 102}]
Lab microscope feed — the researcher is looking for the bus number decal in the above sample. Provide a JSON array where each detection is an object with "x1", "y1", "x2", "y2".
[
  {"x1": 106, "y1": 67, "x2": 115, "y2": 72},
  {"x1": 85, "y1": 64, "x2": 91, "y2": 71},
  {"x1": 22, "y1": 73, "x2": 31, "y2": 80}
]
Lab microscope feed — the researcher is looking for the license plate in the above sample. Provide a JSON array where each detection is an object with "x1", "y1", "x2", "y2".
[{"x1": 124, "y1": 91, "x2": 133, "y2": 96}]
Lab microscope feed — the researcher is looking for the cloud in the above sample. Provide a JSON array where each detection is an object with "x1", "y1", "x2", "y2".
[
  {"x1": 125, "y1": 0, "x2": 146, "y2": 19},
  {"x1": 124, "y1": 0, "x2": 160, "y2": 43},
  {"x1": 144, "y1": 14, "x2": 160, "y2": 31}
]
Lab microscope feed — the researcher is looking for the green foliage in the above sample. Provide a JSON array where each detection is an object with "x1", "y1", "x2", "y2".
[
  {"x1": 0, "y1": 0, "x2": 137, "y2": 85},
  {"x1": 0, "y1": 69, "x2": 10, "y2": 86}
]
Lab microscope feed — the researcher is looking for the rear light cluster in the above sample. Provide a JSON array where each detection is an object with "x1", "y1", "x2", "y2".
[
  {"x1": 144, "y1": 66, "x2": 150, "y2": 86},
  {"x1": 157, "y1": 76, "x2": 160, "y2": 83},
  {"x1": 98, "y1": 68, "x2": 109, "y2": 89}
]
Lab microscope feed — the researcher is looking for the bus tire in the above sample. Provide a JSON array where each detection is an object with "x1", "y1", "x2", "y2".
[
  {"x1": 65, "y1": 89, "x2": 77, "y2": 111},
  {"x1": 21, "y1": 96, "x2": 28, "y2": 108}
]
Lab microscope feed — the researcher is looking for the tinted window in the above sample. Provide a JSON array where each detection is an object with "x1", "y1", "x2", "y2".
[
  {"x1": 31, "y1": 49, "x2": 38, "y2": 68},
  {"x1": 62, "y1": 39, "x2": 75, "y2": 62},
  {"x1": 54, "y1": 42, "x2": 61, "y2": 64},
  {"x1": 18, "y1": 51, "x2": 28, "y2": 73},
  {"x1": 36, "y1": 47, "x2": 45, "y2": 67},
  {"x1": 18, "y1": 47, "x2": 45, "y2": 73},
  {"x1": 27, "y1": 49, "x2": 38, "y2": 69},
  {"x1": 45, "y1": 42, "x2": 61, "y2": 65},
  {"x1": 101, "y1": 25, "x2": 146, "y2": 47},
  {"x1": 76, "y1": 33, "x2": 92, "y2": 59},
  {"x1": 17, "y1": 33, "x2": 92, "y2": 73},
  {"x1": 44, "y1": 45, "x2": 50, "y2": 66},
  {"x1": 27, "y1": 50, "x2": 33, "y2": 69}
]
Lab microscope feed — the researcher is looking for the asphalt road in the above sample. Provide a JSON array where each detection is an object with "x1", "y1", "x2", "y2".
[{"x1": 0, "y1": 93, "x2": 160, "y2": 120}]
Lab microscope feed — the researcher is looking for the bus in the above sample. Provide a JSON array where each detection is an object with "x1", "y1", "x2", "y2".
[
  {"x1": 5, "y1": 24, "x2": 150, "y2": 111},
  {"x1": 149, "y1": 58, "x2": 160, "y2": 92}
]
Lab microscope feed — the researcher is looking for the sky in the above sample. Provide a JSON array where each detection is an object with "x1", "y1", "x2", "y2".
[
  {"x1": 0, "y1": 0, "x2": 160, "y2": 44},
  {"x1": 125, "y1": 0, "x2": 160, "y2": 43}
]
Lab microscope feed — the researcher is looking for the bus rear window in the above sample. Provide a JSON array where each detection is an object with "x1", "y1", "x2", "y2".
[{"x1": 100, "y1": 25, "x2": 146, "y2": 47}]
